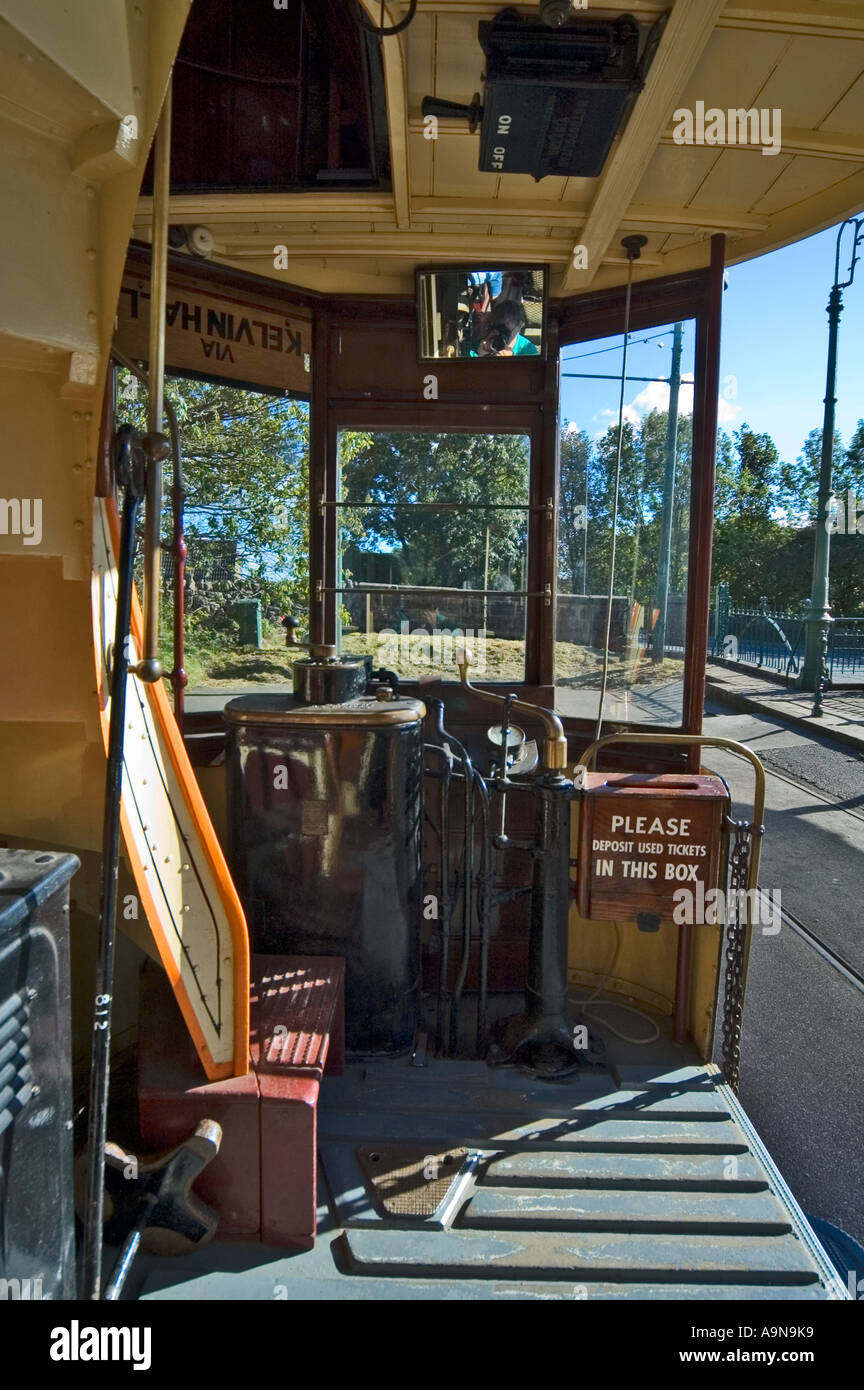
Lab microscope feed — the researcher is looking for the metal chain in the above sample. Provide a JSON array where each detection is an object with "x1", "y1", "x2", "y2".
[{"x1": 721, "y1": 820, "x2": 754, "y2": 1093}]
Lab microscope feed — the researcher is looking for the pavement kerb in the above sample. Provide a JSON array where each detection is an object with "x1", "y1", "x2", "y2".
[{"x1": 705, "y1": 675, "x2": 864, "y2": 757}]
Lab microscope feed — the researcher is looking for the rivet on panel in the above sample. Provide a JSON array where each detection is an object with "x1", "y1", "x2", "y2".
[
  {"x1": 86, "y1": 249, "x2": 97, "y2": 261},
  {"x1": 87, "y1": 311, "x2": 97, "y2": 323},
  {"x1": 74, "y1": 519, "x2": 84, "y2": 530}
]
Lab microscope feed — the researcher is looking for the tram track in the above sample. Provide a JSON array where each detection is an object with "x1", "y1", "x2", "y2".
[
  {"x1": 759, "y1": 758, "x2": 864, "y2": 829},
  {"x1": 755, "y1": 758, "x2": 864, "y2": 986},
  {"x1": 703, "y1": 726, "x2": 864, "y2": 986},
  {"x1": 754, "y1": 889, "x2": 864, "y2": 996}
]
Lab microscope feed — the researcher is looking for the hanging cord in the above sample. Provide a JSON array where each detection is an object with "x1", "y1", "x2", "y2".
[
  {"x1": 594, "y1": 235, "x2": 647, "y2": 742},
  {"x1": 569, "y1": 922, "x2": 660, "y2": 1045}
]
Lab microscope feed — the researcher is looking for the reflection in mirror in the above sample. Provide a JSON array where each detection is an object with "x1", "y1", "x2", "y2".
[
  {"x1": 556, "y1": 319, "x2": 696, "y2": 726},
  {"x1": 417, "y1": 267, "x2": 547, "y2": 360}
]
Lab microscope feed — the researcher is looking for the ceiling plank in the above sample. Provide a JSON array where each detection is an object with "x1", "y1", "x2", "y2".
[
  {"x1": 409, "y1": 196, "x2": 768, "y2": 233},
  {"x1": 660, "y1": 126, "x2": 864, "y2": 162},
  {"x1": 559, "y1": 0, "x2": 729, "y2": 294}
]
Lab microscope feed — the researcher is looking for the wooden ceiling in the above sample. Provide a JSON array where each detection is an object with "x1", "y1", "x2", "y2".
[{"x1": 133, "y1": 0, "x2": 864, "y2": 295}]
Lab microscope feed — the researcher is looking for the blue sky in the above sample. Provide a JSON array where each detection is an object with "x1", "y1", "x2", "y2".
[{"x1": 560, "y1": 218, "x2": 864, "y2": 465}]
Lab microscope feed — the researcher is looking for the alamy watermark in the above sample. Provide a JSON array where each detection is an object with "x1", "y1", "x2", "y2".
[
  {"x1": 672, "y1": 884, "x2": 781, "y2": 935},
  {"x1": 825, "y1": 490, "x2": 864, "y2": 534},
  {"x1": 0, "y1": 497, "x2": 42, "y2": 545},
  {"x1": 377, "y1": 622, "x2": 487, "y2": 674},
  {"x1": 672, "y1": 101, "x2": 782, "y2": 157}
]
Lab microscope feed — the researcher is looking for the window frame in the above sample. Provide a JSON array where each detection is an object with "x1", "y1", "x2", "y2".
[{"x1": 307, "y1": 257, "x2": 722, "y2": 744}]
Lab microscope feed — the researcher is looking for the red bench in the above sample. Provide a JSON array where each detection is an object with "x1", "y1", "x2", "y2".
[{"x1": 138, "y1": 954, "x2": 345, "y2": 1249}]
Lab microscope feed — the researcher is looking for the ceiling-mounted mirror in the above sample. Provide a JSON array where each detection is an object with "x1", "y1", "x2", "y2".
[{"x1": 417, "y1": 266, "x2": 549, "y2": 361}]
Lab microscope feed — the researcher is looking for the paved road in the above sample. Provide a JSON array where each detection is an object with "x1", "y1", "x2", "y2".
[{"x1": 703, "y1": 701, "x2": 864, "y2": 1253}]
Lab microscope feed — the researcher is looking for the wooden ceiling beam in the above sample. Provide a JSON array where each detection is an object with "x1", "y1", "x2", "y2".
[
  {"x1": 216, "y1": 233, "x2": 664, "y2": 271},
  {"x1": 359, "y1": 0, "x2": 411, "y2": 228},
  {"x1": 134, "y1": 193, "x2": 394, "y2": 223},
  {"x1": 408, "y1": 197, "x2": 769, "y2": 234},
  {"x1": 407, "y1": 0, "x2": 864, "y2": 37},
  {"x1": 559, "y1": 0, "x2": 728, "y2": 294}
]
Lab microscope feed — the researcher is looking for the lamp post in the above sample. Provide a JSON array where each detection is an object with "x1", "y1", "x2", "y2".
[{"x1": 800, "y1": 217, "x2": 864, "y2": 713}]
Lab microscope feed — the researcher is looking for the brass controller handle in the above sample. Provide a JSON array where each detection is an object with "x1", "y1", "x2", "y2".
[
  {"x1": 281, "y1": 616, "x2": 337, "y2": 661},
  {"x1": 456, "y1": 650, "x2": 568, "y2": 773}
]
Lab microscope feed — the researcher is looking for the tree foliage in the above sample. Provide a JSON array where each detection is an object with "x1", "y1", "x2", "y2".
[
  {"x1": 337, "y1": 430, "x2": 530, "y2": 590},
  {"x1": 116, "y1": 371, "x2": 309, "y2": 625}
]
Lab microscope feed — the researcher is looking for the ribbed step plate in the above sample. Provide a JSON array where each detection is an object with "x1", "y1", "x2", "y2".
[{"x1": 338, "y1": 1227, "x2": 823, "y2": 1286}]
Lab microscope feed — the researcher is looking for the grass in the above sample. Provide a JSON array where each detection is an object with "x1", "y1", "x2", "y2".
[{"x1": 175, "y1": 622, "x2": 684, "y2": 690}]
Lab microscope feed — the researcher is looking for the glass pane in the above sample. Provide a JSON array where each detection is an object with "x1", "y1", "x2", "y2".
[
  {"x1": 117, "y1": 370, "x2": 310, "y2": 692},
  {"x1": 337, "y1": 431, "x2": 530, "y2": 682},
  {"x1": 556, "y1": 320, "x2": 695, "y2": 724},
  {"x1": 341, "y1": 592, "x2": 527, "y2": 683},
  {"x1": 339, "y1": 504, "x2": 528, "y2": 592}
]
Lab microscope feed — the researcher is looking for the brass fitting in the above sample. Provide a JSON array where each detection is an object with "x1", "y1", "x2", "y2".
[{"x1": 456, "y1": 652, "x2": 568, "y2": 772}]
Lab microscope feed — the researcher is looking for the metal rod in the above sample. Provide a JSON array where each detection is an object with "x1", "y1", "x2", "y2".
[
  {"x1": 81, "y1": 430, "x2": 146, "y2": 1300},
  {"x1": 595, "y1": 237, "x2": 644, "y2": 742},
  {"x1": 652, "y1": 321, "x2": 683, "y2": 662},
  {"x1": 318, "y1": 584, "x2": 540, "y2": 599},
  {"x1": 451, "y1": 751, "x2": 475, "y2": 1055},
  {"x1": 323, "y1": 500, "x2": 533, "y2": 511},
  {"x1": 457, "y1": 653, "x2": 567, "y2": 773},
  {"x1": 140, "y1": 82, "x2": 172, "y2": 683},
  {"x1": 102, "y1": 1191, "x2": 158, "y2": 1302},
  {"x1": 424, "y1": 739, "x2": 453, "y2": 1053},
  {"x1": 110, "y1": 348, "x2": 186, "y2": 728},
  {"x1": 561, "y1": 372, "x2": 676, "y2": 383},
  {"x1": 475, "y1": 777, "x2": 492, "y2": 1056}
]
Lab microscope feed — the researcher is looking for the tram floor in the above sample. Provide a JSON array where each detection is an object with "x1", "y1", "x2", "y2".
[{"x1": 126, "y1": 1020, "x2": 845, "y2": 1302}]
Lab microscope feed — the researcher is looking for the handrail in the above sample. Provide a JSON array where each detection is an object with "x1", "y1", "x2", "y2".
[{"x1": 110, "y1": 347, "x2": 187, "y2": 730}]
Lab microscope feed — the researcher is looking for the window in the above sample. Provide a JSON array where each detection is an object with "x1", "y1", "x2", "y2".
[
  {"x1": 336, "y1": 430, "x2": 531, "y2": 682},
  {"x1": 115, "y1": 370, "x2": 309, "y2": 693},
  {"x1": 556, "y1": 319, "x2": 695, "y2": 725}
]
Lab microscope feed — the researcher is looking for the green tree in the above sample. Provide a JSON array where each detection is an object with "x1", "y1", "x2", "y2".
[
  {"x1": 116, "y1": 371, "x2": 310, "y2": 621},
  {"x1": 337, "y1": 430, "x2": 530, "y2": 590},
  {"x1": 559, "y1": 424, "x2": 591, "y2": 593}
]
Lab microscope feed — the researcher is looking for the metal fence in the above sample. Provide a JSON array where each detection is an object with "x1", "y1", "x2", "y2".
[{"x1": 710, "y1": 588, "x2": 864, "y2": 682}]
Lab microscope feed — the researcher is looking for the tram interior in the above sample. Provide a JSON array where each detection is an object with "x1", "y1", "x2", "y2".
[{"x1": 0, "y1": 0, "x2": 861, "y2": 1301}]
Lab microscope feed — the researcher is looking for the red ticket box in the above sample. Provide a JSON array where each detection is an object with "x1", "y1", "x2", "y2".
[{"x1": 578, "y1": 772, "x2": 729, "y2": 923}]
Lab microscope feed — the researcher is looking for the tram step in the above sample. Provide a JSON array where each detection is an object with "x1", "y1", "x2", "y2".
[
  {"x1": 460, "y1": 1185, "x2": 793, "y2": 1233},
  {"x1": 319, "y1": 1109, "x2": 750, "y2": 1149},
  {"x1": 338, "y1": 1227, "x2": 823, "y2": 1285},
  {"x1": 481, "y1": 1149, "x2": 769, "y2": 1188}
]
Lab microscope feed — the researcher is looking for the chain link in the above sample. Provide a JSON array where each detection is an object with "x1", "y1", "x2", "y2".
[{"x1": 721, "y1": 820, "x2": 756, "y2": 1094}]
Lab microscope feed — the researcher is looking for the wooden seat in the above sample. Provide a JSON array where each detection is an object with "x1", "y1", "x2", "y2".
[{"x1": 139, "y1": 954, "x2": 345, "y2": 1248}]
